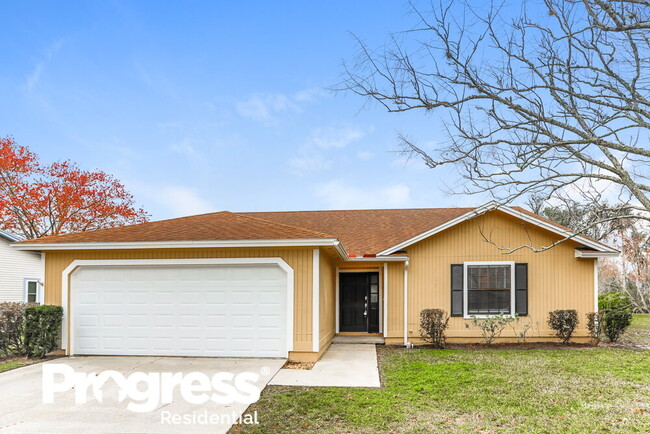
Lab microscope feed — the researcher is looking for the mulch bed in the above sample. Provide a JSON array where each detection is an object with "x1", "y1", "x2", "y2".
[{"x1": 281, "y1": 360, "x2": 315, "y2": 370}]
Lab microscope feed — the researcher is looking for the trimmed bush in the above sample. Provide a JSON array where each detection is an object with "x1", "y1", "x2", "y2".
[
  {"x1": 547, "y1": 310, "x2": 579, "y2": 344},
  {"x1": 598, "y1": 292, "x2": 633, "y2": 342},
  {"x1": 419, "y1": 309, "x2": 449, "y2": 348},
  {"x1": 24, "y1": 305, "x2": 63, "y2": 358},
  {"x1": 601, "y1": 309, "x2": 633, "y2": 342},
  {"x1": 586, "y1": 312, "x2": 603, "y2": 343},
  {"x1": 0, "y1": 302, "x2": 27, "y2": 356}
]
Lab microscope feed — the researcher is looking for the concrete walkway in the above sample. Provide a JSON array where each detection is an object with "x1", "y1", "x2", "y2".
[
  {"x1": 0, "y1": 356, "x2": 284, "y2": 434},
  {"x1": 269, "y1": 343, "x2": 380, "y2": 388}
]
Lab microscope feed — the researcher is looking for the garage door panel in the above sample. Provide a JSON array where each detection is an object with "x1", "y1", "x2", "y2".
[{"x1": 71, "y1": 264, "x2": 288, "y2": 357}]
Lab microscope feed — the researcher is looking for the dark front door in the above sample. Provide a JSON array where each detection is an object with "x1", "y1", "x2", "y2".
[{"x1": 339, "y1": 272, "x2": 380, "y2": 333}]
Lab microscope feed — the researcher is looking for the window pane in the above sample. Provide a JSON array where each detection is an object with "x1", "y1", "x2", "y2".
[
  {"x1": 467, "y1": 265, "x2": 510, "y2": 290},
  {"x1": 466, "y1": 265, "x2": 511, "y2": 314},
  {"x1": 27, "y1": 281, "x2": 38, "y2": 303},
  {"x1": 467, "y1": 290, "x2": 510, "y2": 314}
]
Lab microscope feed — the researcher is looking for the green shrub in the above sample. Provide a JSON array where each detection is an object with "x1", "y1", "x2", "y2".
[
  {"x1": 601, "y1": 309, "x2": 633, "y2": 342},
  {"x1": 465, "y1": 314, "x2": 517, "y2": 344},
  {"x1": 597, "y1": 292, "x2": 633, "y2": 342},
  {"x1": 547, "y1": 310, "x2": 579, "y2": 344},
  {"x1": 24, "y1": 305, "x2": 63, "y2": 358},
  {"x1": 419, "y1": 309, "x2": 449, "y2": 348},
  {"x1": 0, "y1": 302, "x2": 27, "y2": 356},
  {"x1": 599, "y1": 292, "x2": 632, "y2": 311},
  {"x1": 586, "y1": 312, "x2": 603, "y2": 343}
]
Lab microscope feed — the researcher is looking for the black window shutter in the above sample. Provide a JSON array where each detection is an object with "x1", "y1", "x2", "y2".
[
  {"x1": 515, "y1": 263, "x2": 528, "y2": 316},
  {"x1": 451, "y1": 264, "x2": 463, "y2": 317}
]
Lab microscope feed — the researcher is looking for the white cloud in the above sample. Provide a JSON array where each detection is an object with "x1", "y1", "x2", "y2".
[
  {"x1": 235, "y1": 93, "x2": 301, "y2": 125},
  {"x1": 292, "y1": 87, "x2": 326, "y2": 102},
  {"x1": 169, "y1": 138, "x2": 198, "y2": 158},
  {"x1": 310, "y1": 125, "x2": 365, "y2": 149},
  {"x1": 160, "y1": 186, "x2": 214, "y2": 217},
  {"x1": 26, "y1": 39, "x2": 64, "y2": 91},
  {"x1": 317, "y1": 181, "x2": 412, "y2": 209},
  {"x1": 357, "y1": 151, "x2": 374, "y2": 161},
  {"x1": 288, "y1": 154, "x2": 331, "y2": 174}
]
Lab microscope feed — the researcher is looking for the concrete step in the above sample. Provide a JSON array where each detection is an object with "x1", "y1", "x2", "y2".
[{"x1": 332, "y1": 335, "x2": 385, "y2": 344}]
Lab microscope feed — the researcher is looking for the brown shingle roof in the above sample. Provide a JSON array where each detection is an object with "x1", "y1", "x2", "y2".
[
  {"x1": 239, "y1": 208, "x2": 473, "y2": 256},
  {"x1": 23, "y1": 211, "x2": 335, "y2": 244},
  {"x1": 19, "y1": 205, "x2": 613, "y2": 255}
]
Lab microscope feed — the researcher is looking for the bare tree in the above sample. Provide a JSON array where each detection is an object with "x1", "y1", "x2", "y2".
[
  {"x1": 342, "y1": 0, "x2": 650, "y2": 235},
  {"x1": 525, "y1": 194, "x2": 629, "y2": 241}
]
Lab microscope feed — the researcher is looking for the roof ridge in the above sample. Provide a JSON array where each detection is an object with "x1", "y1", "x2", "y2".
[
  {"x1": 233, "y1": 212, "x2": 335, "y2": 238},
  {"x1": 240, "y1": 207, "x2": 476, "y2": 214}
]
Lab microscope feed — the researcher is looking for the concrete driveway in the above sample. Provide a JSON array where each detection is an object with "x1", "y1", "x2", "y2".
[{"x1": 0, "y1": 356, "x2": 285, "y2": 434}]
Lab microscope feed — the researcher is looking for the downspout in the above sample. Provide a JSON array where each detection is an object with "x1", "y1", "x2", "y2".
[
  {"x1": 404, "y1": 259, "x2": 411, "y2": 347},
  {"x1": 594, "y1": 258, "x2": 599, "y2": 313}
]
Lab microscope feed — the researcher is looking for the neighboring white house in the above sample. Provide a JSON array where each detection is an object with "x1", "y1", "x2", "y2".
[{"x1": 0, "y1": 230, "x2": 43, "y2": 303}]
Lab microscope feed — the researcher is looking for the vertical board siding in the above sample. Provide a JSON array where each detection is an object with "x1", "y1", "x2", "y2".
[
  {"x1": 319, "y1": 249, "x2": 336, "y2": 351},
  {"x1": 386, "y1": 262, "x2": 405, "y2": 338},
  {"x1": 44, "y1": 247, "x2": 314, "y2": 352},
  {"x1": 406, "y1": 210, "x2": 595, "y2": 339}
]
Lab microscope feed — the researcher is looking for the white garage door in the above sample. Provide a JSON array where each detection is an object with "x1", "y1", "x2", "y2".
[{"x1": 70, "y1": 264, "x2": 288, "y2": 357}]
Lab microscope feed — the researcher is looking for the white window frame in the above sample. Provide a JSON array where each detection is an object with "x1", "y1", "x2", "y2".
[
  {"x1": 463, "y1": 261, "x2": 515, "y2": 318},
  {"x1": 23, "y1": 278, "x2": 42, "y2": 304}
]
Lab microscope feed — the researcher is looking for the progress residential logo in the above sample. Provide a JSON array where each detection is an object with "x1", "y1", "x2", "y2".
[{"x1": 42, "y1": 363, "x2": 262, "y2": 413}]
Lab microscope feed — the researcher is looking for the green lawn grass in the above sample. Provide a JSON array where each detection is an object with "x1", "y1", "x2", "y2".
[
  {"x1": 235, "y1": 316, "x2": 650, "y2": 433},
  {"x1": 0, "y1": 358, "x2": 35, "y2": 373},
  {"x1": 620, "y1": 314, "x2": 650, "y2": 347}
]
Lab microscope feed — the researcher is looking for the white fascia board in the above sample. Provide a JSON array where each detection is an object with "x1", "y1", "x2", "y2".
[
  {"x1": 378, "y1": 200, "x2": 618, "y2": 255},
  {"x1": 12, "y1": 238, "x2": 344, "y2": 251},
  {"x1": 346, "y1": 256, "x2": 409, "y2": 262},
  {"x1": 0, "y1": 229, "x2": 21, "y2": 242},
  {"x1": 574, "y1": 249, "x2": 619, "y2": 258}
]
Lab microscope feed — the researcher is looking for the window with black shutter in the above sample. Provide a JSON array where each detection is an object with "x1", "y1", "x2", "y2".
[
  {"x1": 466, "y1": 264, "x2": 511, "y2": 315},
  {"x1": 515, "y1": 263, "x2": 528, "y2": 316},
  {"x1": 450, "y1": 264, "x2": 463, "y2": 317}
]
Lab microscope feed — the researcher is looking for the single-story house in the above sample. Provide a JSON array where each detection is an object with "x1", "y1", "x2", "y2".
[
  {"x1": 13, "y1": 201, "x2": 618, "y2": 362},
  {"x1": 0, "y1": 229, "x2": 43, "y2": 303}
]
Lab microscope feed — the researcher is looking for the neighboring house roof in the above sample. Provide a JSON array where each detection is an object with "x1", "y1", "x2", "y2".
[
  {"x1": 0, "y1": 229, "x2": 22, "y2": 242},
  {"x1": 13, "y1": 202, "x2": 618, "y2": 257}
]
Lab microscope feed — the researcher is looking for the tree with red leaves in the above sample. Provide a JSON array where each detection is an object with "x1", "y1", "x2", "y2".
[{"x1": 0, "y1": 137, "x2": 149, "y2": 239}]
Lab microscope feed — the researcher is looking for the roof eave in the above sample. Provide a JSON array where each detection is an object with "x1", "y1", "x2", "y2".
[
  {"x1": 574, "y1": 249, "x2": 619, "y2": 258},
  {"x1": 12, "y1": 238, "x2": 347, "y2": 253}
]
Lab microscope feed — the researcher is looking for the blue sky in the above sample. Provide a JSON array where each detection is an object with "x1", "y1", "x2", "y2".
[{"x1": 0, "y1": 0, "x2": 486, "y2": 220}]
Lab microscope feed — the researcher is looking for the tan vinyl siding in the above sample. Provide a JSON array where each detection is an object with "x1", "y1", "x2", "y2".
[
  {"x1": 404, "y1": 210, "x2": 596, "y2": 341},
  {"x1": 318, "y1": 248, "x2": 337, "y2": 351},
  {"x1": 386, "y1": 262, "x2": 405, "y2": 339},
  {"x1": 43, "y1": 247, "x2": 315, "y2": 352},
  {"x1": 0, "y1": 238, "x2": 42, "y2": 302}
]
